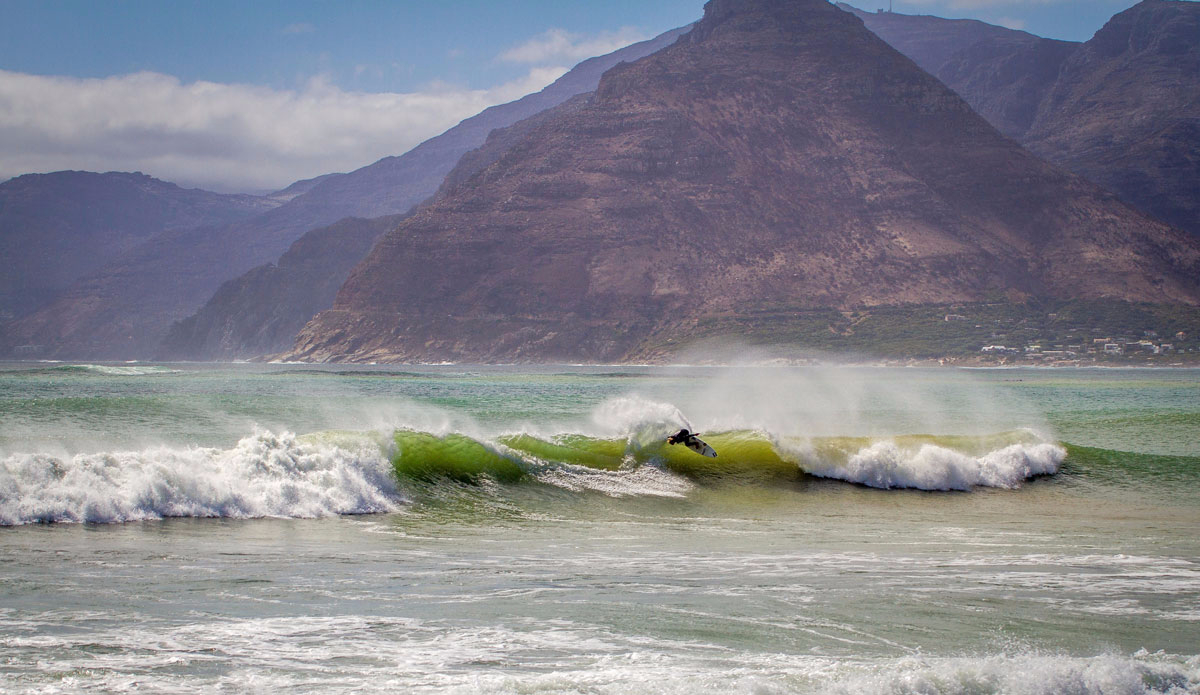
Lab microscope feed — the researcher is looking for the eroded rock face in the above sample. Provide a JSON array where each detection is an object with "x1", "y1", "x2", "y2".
[
  {"x1": 1023, "y1": 0, "x2": 1200, "y2": 237},
  {"x1": 286, "y1": 0, "x2": 1200, "y2": 364},
  {"x1": 848, "y1": 0, "x2": 1199, "y2": 238},
  {"x1": 3, "y1": 28, "x2": 689, "y2": 361},
  {"x1": 156, "y1": 215, "x2": 403, "y2": 361},
  {"x1": 842, "y1": 4, "x2": 1077, "y2": 141}
]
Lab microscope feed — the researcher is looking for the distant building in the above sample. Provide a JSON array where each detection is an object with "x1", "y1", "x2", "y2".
[
  {"x1": 1103, "y1": 343, "x2": 1123, "y2": 355},
  {"x1": 944, "y1": 314, "x2": 967, "y2": 322}
]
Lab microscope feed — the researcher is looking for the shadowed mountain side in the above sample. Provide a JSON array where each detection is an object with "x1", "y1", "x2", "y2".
[
  {"x1": 0, "y1": 171, "x2": 274, "y2": 322},
  {"x1": 284, "y1": 0, "x2": 1200, "y2": 364},
  {"x1": 103, "y1": 27, "x2": 689, "y2": 363},
  {"x1": 844, "y1": 1, "x2": 1198, "y2": 238},
  {"x1": 840, "y1": 4, "x2": 1077, "y2": 140},
  {"x1": 156, "y1": 215, "x2": 403, "y2": 361},
  {"x1": 1023, "y1": 0, "x2": 1200, "y2": 238}
]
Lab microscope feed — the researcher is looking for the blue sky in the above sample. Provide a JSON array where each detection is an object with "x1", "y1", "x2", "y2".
[{"x1": 0, "y1": 0, "x2": 1157, "y2": 192}]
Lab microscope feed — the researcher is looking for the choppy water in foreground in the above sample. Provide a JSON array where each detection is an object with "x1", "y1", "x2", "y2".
[{"x1": 1, "y1": 363, "x2": 1197, "y2": 694}]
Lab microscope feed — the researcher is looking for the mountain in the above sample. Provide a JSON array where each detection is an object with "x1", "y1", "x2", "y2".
[
  {"x1": 1022, "y1": 0, "x2": 1200, "y2": 238},
  {"x1": 0, "y1": 171, "x2": 273, "y2": 322},
  {"x1": 285, "y1": 0, "x2": 1200, "y2": 364},
  {"x1": 845, "y1": 1, "x2": 1199, "y2": 237},
  {"x1": 156, "y1": 215, "x2": 402, "y2": 361},
  {"x1": 840, "y1": 4, "x2": 1077, "y2": 140},
  {"x1": 2, "y1": 26, "x2": 689, "y2": 361}
]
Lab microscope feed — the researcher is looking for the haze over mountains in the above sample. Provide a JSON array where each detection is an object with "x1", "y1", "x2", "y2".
[
  {"x1": 284, "y1": 0, "x2": 1199, "y2": 363},
  {"x1": 2, "y1": 0, "x2": 1197, "y2": 363}
]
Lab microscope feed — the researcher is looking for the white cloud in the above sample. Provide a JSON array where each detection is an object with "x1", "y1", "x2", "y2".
[
  {"x1": 500, "y1": 27, "x2": 649, "y2": 65},
  {"x1": 0, "y1": 67, "x2": 565, "y2": 193}
]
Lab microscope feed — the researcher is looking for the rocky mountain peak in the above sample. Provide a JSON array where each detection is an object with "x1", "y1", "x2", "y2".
[
  {"x1": 1088, "y1": 0, "x2": 1200, "y2": 60},
  {"x1": 282, "y1": 0, "x2": 1198, "y2": 364}
]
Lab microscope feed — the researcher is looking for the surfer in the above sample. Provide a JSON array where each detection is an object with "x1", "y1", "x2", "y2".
[
  {"x1": 666, "y1": 428, "x2": 697, "y2": 447},
  {"x1": 667, "y1": 428, "x2": 718, "y2": 457}
]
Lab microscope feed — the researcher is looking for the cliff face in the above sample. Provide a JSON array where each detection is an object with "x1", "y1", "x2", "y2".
[
  {"x1": 286, "y1": 0, "x2": 1200, "y2": 364},
  {"x1": 847, "y1": 1, "x2": 1199, "y2": 238},
  {"x1": 1023, "y1": 0, "x2": 1200, "y2": 237},
  {"x1": 156, "y1": 215, "x2": 402, "y2": 361},
  {"x1": 98, "y1": 28, "x2": 688, "y2": 363},
  {"x1": 0, "y1": 171, "x2": 272, "y2": 322},
  {"x1": 841, "y1": 4, "x2": 1077, "y2": 140}
]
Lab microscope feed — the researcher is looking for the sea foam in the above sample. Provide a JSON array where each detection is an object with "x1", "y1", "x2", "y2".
[
  {"x1": 790, "y1": 439, "x2": 1066, "y2": 491},
  {"x1": 0, "y1": 429, "x2": 402, "y2": 525}
]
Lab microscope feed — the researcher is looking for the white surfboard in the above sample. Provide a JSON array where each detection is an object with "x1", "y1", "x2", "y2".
[{"x1": 685, "y1": 436, "x2": 718, "y2": 458}]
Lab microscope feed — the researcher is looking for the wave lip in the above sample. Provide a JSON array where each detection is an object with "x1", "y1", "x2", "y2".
[{"x1": 0, "y1": 429, "x2": 402, "y2": 526}]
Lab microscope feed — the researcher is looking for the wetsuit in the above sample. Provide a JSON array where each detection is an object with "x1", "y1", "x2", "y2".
[{"x1": 667, "y1": 428, "x2": 694, "y2": 446}]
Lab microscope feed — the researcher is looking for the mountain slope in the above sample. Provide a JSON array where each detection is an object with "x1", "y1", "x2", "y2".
[
  {"x1": 286, "y1": 0, "x2": 1200, "y2": 364},
  {"x1": 0, "y1": 171, "x2": 273, "y2": 322},
  {"x1": 1023, "y1": 0, "x2": 1200, "y2": 237},
  {"x1": 840, "y1": 4, "x2": 1077, "y2": 139},
  {"x1": 3, "y1": 27, "x2": 689, "y2": 360},
  {"x1": 156, "y1": 215, "x2": 402, "y2": 361},
  {"x1": 845, "y1": 1, "x2": 1198, "y2": 237}
]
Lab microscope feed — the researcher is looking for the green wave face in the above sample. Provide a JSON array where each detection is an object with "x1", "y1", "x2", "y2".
[
  {"x1": 652, "y1": 431, "x2": 800, "y2": 481},
  {"x1": 497, "y1": 433, "x2": 627, "y2": 471},
  {"x1": 392, "y1": 430, "x2": 525, "y2": 484},
  {"x1": 1061, "y1": 443, "x2": 1200, "y2": 484},
  {"x1": 385, "y1": 428, "x2": 1066, "y2": 492}
]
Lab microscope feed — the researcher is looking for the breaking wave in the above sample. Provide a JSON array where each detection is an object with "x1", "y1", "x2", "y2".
[
  {"x1": 0, "y1": 392, "x2": 1081, "y2": 526},
  {"x1": 0, "y1": 429, "x2": 402, "y2": 525},
  {"x1": 1, "y1": 426, "x2": 1068, "y2": 526}
]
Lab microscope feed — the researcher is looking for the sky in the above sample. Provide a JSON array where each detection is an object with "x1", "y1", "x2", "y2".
[{"x1": 0, "y1": 0, "x2": 1156, "y2": 193}]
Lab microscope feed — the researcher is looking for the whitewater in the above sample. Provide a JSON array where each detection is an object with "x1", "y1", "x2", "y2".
[{"x1": 1, "y1": 362, "x2": 1197, "y2": 693}]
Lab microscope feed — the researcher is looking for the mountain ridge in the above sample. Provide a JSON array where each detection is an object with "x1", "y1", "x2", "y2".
[
  {"x1": 4, "y1": 26, "x2": 690, "y2": 360},
  {"x1": 284, "y1": 0, "x2": 1199, "y2": 364}
]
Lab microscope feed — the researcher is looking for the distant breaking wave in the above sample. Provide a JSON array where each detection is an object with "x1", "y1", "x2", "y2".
[{"x1": 1, "y1": 421, "x2": 1068, "y2": 526}]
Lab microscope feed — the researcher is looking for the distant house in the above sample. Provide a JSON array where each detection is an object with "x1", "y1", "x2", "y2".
[
  {"x1": 944, "y1": 314, "x2": 967, "y2": 322},
  {"x1": 981, "y1": 345, "x2": 1018, "y2": 354},
  {"x1": 1103, "y1": 343, "x2": 1123, "y2": 355}
]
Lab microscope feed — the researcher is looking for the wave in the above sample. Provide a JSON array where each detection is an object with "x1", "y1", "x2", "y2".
[
  {"x1": 1, "y1": 426, "x2": 1069, "y2": 526},
  {"x1": 817, "y1": 649, "x2": 1198, "y2": 695},
  {"x1": 0, "y1": 429, "x2": 402, "y2": 526},
  {"x1": 28, "y1": 363, "x2": 182, "y2": 376},
  {"x1": 392, "y1": 428, "x2": 1065, "y2": 492}
]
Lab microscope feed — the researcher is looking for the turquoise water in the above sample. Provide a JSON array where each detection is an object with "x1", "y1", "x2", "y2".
[{"x1": 1, "y1": 363, "x2": 1197, "y2": 693}]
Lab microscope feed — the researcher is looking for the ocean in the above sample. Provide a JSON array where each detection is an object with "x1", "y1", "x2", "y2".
[{"x1": 1, "y1": 362, "x2": 1197, "y2": 694}]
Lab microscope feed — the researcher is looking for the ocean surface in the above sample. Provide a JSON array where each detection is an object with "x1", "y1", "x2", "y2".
[{"x1": 1, "y1": 362, "x2": 1197, "y2": 694}]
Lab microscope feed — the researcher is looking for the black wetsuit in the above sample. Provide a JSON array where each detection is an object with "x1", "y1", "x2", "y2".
[{"x1": 667, "y1": 428, "x2": 694, "y2": 446}]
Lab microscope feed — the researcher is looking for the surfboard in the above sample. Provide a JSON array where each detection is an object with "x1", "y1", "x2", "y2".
[{"x1": 685, "y1": 437, "x2": 718, "y2": 458}]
